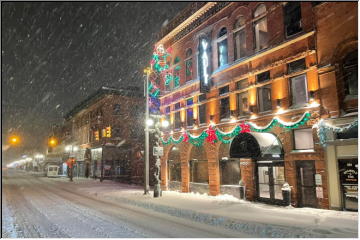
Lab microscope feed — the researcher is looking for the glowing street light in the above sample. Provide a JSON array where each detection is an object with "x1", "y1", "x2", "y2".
[
  {"x1": 48, "y1": 137, "x2": 58, "y2": 147},
  {"x1": 9, "y1": 135, "x2": 20, "y2": 145}
]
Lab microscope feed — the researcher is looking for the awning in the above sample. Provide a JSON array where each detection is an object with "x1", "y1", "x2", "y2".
[{"x1": 229, "y1": 132, "x2": 283, "y2": 160}]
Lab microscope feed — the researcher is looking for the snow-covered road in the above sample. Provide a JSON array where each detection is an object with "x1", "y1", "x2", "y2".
[{"x1": 2, "y1": 169, "x2": 250, "y2": 238}]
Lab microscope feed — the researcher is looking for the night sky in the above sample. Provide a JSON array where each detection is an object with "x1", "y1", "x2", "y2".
[{"x1": 2, "y1": 2, "x2": 188, "y2": 163}]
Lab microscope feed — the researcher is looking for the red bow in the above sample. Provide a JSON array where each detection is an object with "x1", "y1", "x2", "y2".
[
  {"x1": 240, "y1": 123, "x2": 251, "y2": 133},
  {"x1": 183, "y1": 132, "x2": 189, "y2": 142},
  {"x1": 206, "y1": 126, "x2": 217, "y2": 144}
]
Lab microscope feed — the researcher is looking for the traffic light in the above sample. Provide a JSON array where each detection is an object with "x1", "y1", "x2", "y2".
[{"x1": 106, "y1": 126, "x2": 111, "y2": 138}]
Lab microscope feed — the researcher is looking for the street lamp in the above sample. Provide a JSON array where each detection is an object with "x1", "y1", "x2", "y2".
[
  {"x1": 65, "y1": 145, "x2": 78, "y2": 181},
  {"x1": 144, "y1": 67, "x2": 152, "y2": 195},
  {"x1": 9, "y1": 135, "x2": 20, "y2": 146}
]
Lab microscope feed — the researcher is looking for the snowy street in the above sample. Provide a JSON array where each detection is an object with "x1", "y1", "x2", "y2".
[{"x1": 2, "y1": 169, "x2": 358, "y2": 238}]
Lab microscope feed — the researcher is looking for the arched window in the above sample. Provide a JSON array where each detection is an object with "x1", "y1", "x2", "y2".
[
  {"x1": 254, "y1": 4, "x2": 268, "y2": 51},
  {"x1": 185, "y1": 48, "x2": 193, "y2": 81},
  {"x1": 343, "y1": 51, "x2": 358, "y2": 96},
  {"x1": 233, "y1": 16, "x2": 246, "y2": 60},
  {"x1": 217, "y1": 27, "x2": 228, "y2": 67}
]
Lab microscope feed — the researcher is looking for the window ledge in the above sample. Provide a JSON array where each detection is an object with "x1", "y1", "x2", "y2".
[{"x1": 291, "y1": 149, "x2": 316, "y2": 154}]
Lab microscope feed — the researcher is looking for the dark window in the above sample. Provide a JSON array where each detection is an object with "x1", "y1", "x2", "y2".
[
  {"x1": 336, "y1": 123, "x2": 358, "y2": 140},
  {"x1": 219, "y1": 85, "x2": 229, "y2": 95},
  {"x1": 217, "y1": 27, "x2": 228, "y2": 67},
  {"x1": 236, "y1": 79, "x2": 249, "y2": 90},
  {"x1": 284, "y1": 2, "x2": 302, "y2": 37},
  {"x1": 254, "y1": 4, "x2": 268, "y2": 51},
  {"x1": 168, "y1": 147, "x2": 181, "y2": 182},
  {"x1": 343, "y1": 51, "x2": 358, "y2": 96},
  {"x1": 199, "y1": 93, "x2": 206, "y2": 102},
  {"x1": 237, "y1": 91, "x2": 249, "y2": 116},
  {"x1": 258, "y1": 84, "x2": 272, "y2": 112},
  {"x1": 220, "y1": 97, "x2": 230, "y2": 119},
  {"x1": 187, "y1": 108, "x2": 194, "y2": 126},
  {"x1": 174, "y1": 111, "x2": 181, "y2": 129},
  {"x1": 113, "y1": 104, "x2": 121, "y2": 115},
  {"x1": 234, "y1": 16, "x2": 246, "y2": 60},
  {"x1": 174, "y1": 102, "x2": 181, "y2": 110},
  {"x1": 288, "y1": 58, "x2": 306, "y2": 74},
  {"x1": 185, "y1": 49, "x2": 193, "y2": 81},
  {"x1": 257, "y1": 71, "x2": 270, "y2": 83},
  {"x1": 199, "y1": 104, "x2": 206, "y2": 124},
  {"x1": 112, "y1": 127, "x2": 121, "y2": 138},
  {"x1": 165, "y1": 106, "x2": 171, "y2": 114},
  {"x1": 290, "y1": 74, "x2": 308, "y2": 106}
]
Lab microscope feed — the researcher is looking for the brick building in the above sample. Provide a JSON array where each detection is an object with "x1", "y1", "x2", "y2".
[
  {"x1": 48, "y1": 86, "x2": 155, "y2": 185},
  {"x1": 151, "y1": 2, "x2": 357, "y2": 210}
]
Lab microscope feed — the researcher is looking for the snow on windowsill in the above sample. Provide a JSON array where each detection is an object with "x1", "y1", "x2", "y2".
[{"x1": 291, "y1": 149, "x2": 316, "y2": 154}]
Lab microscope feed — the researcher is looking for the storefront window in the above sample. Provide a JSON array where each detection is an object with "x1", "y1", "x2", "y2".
[
  {"x1": 168, "y1": 146, "x2": 181, "y2": 182},
  {"x1": 219, "y1": 144, "x2": 240, "y2": 185},
  {"x1": 190, "y1": 146, "x2": 208, "y2": 183},
  {"x1": 273, "y1": 166, "x2": 285, "y2": 200},
  {"x1": 258, "y1": 166, "x2": 270, "y2": 198},
  {"x1": 339, "y1": 159, "x2": 358, "y2": 211}
]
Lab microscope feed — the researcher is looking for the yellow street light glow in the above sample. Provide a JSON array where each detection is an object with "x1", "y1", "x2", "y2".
[{"x1": 9, "y1": 135, "x2": 20, "y2": 145}]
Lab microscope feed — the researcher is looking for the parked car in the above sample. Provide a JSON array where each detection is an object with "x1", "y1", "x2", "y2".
[{"x1": 47, "y1": 165, "x2": 59, "y2": 177}]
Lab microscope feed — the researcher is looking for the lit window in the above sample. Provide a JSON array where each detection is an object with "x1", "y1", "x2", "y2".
[
  {"x1": 220, "y1": 97, "x2": 230, "y2": 119},
  {"x1": 284, "y1": 2, "x2": 302, "y2": 37},
  {"x1": 217, "y1": 27, "x2": 228, "y2": 67},
  {"x1": 258, "y1": 84, "x2": 272, "y2": 112},
  {"x1": 290, "y1": 74, "x2": 308, "y2": 106},
  {"x1": 233, "y1": 16, "x2": 246, "y2": 60},
  {"x1": 254, "y1": 4, "x2": 268, "y2": 52},
  {"x1": 294, "y1": 128, "x2": 314, "y2": 150},
  {"x1": 185, "y1": 49, "x2": 193, "y2": 82}
]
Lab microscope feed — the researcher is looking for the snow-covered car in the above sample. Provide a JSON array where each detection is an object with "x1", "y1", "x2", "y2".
[{"x1": 47, "y1": 165, "x2": 59, "y2": 177}]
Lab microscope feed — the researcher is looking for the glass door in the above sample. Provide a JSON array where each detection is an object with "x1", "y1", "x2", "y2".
[
  {"x1": 257, "y1": 163, "x2": 285, "y2": 203},
  {"x1": 339, "y1": 159, "x2": 358, "y2": 211}
]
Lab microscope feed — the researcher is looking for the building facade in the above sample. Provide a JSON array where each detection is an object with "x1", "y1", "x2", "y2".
[
  {"x1": 153, "y1": 2, "x2": 357, "y2": 210},
  {"x1": 48, "y1": 86, "x2": 155, "y2": 185}
]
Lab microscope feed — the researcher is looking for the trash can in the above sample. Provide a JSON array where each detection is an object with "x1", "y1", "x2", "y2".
[
  {"x1": 282, "y1": 182, "x2": 291, "y2": 206},
  {"x1": 239, "y1": 180, "x2": 246, "y2": 200}
]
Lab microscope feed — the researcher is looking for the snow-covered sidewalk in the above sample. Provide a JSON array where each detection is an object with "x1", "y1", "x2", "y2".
[{"x1": 49, "y1": 177, "x2": 358, "y2": 238}]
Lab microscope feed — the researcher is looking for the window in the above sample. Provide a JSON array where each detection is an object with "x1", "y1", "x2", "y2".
[
  {"x1": 199, "y1": 93, "x2": 206, "y2": 102},
  {"x1": 256, "y1": 71, "x2": 270, "y2": 83},
  {"x1": 174, "y1": 111, "x2": 181, "y2": 129},
  {"x1": 294, "y1": 128, "x2": 314, "y2": 150},
  {"x1": 237, "y1": 91, "x2": 249, "y2": 116},
  {"x1": 233, "y1": 16, "x2": 247, "y2": 60},
  {"x1": 258, "y1": 84, "x2": 272, "y2": 112},
  {"x1": 288, "y1": 58, "x2": 306, "y2": 74},
  {"x1": 254, "y1": 4, "x2": 268, "y2": 51},
  {"x1": 113, "y1": 104, "x2": 121, "y2": 115},
  {"x1": 185, "y1": 48, "x2": 193, "y2": 82},
  {"x1": 220, "y1": 97, "x2": 230, "y2": 119},
  {"x1": 199, "y1": 104, "x2": 206, "y2": 124},
  {"x1": 343, "y1": 51, "x2": 358, "y2": 96},
  {"x1": 187, "y1": 108, "x2": 194, "y2": 126},
  {"x1": 219, "y1": 85, "x2": 229, "y2": 95},
  {"x1": 217, "y1": 27, "x2": 228, "y2": 67},
  {"x1": 174, "y1": 102, "x2": 181, "y2": 110},
  {"x1": 168, "y1": 147, "x2": 181, "y2": 182},
  {"x1": 112, "y1": 127, "x2": 121, "y2": 138},
  {"x1": 290, "y1": 74, "x2": 308, "y2": 106},
  {"x1": 284, "y1": 2, "x2": 302, "y2": 37},
  {"x1": 165, "y1": 106, "x2": 171, "y2": 114},
  {"x1": 236, "y1": 79, "x2": 249, "y2": 90}
]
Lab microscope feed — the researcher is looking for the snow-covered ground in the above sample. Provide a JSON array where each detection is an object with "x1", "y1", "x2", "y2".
[{"x1": 2, "y1": 169, "x2": 358, "y2": 238}]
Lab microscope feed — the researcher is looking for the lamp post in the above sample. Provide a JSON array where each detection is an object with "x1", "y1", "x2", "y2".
[
  {"x1": 65, "y1": 145, "x2": 78, "y2": 181},
  {"x1": 144, "y1": 67, "x2": 151, "y2": 195}
]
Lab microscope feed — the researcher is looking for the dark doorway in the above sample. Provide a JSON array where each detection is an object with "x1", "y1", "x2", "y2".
[
  {"x1": 257, "y1": 161, "x2": 285, "y2": 204},
  {"x1": 296, "y1": 160, "x2": 317, "y2": 208}
]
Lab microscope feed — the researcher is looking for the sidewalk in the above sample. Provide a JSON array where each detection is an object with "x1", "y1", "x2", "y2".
[{"x1": 51, "y1": 177, "x2": 358, "y2": 238}]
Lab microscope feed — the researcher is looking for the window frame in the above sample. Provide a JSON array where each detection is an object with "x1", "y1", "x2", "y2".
[
  {"x1": 220, "y1": 96, "x2": 231, "y2": 120},
  {"x1": 283, "y1": 2, "x2": 303, "y2": 38},
  {"x1": 253, "y1": 4, "x2": 268, "y2": 52},
  {"x1": 257, "y1": 84, "x2": 272, "y2": 113},
  {"x1": 293, "y1": 128, "x2": 314, "y2": 150},
  {"x1": 289, "y1": 74, "x2": 309, "y2": 107},
  {"x1": 233, "y1": 16, "x2": 247, "y2": 60},
  {"x1": 216, "y1": 27, "x2": 228, "y2": 67},
  {"x1": 237, "y1": 91, "x2": 249, "y2": 117},
  {"x1": 198, "y1": 104, "x2": 207, "y2": 124}
]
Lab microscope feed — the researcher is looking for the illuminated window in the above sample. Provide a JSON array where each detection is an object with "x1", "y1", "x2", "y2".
[
  {"x1": 185, "y1": 48, "x2": 193, "y2": 82},
  {"x1": 233, "y1": 16, "x2": 246, "y2": 60},
  {"x1": 217, "y1": 27, "x2": 228, "y2": 67},
  {"x1": 237, "y1": 91, "x2": 249, "y2": 116},
  {"x1": 254, "y1": 4, "x2": 268, "y2": 52},
  {"x1": 294, "y1": 128, "x2": 314, "y2": 150}
]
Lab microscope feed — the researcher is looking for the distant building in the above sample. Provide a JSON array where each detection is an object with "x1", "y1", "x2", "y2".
[
  {"x1": 152, "y1": 2, "x2": 357, "y2": 210},
  {"x1": 48, "y1": 86, "x2": 155, "y2": 185}
]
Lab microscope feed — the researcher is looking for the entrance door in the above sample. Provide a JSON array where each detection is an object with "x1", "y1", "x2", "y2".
[
  {"x1": 338, "y1": 159, "x2": 358, "y2": 211},
  {"x1": 296, "y1": 161, "x2": 317, "y2": 208},
  {"x1": 257, "y1": 162, "x2": 285, "y2": 203}
]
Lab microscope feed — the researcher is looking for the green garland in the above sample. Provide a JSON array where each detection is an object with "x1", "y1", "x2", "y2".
[{"x1": 215, "y1": 125, "x2": 241, "y2": 144}]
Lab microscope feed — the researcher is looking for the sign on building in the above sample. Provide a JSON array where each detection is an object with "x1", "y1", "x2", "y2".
[
  {"x1": 198, "y1": 35, "x2": 212, "y2": 93},
  {"x1": 153, "y1": 146, "x2": 164, "y2": 157}
]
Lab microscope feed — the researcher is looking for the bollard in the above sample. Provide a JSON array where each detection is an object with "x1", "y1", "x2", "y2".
[
  {"x1": 281, "y1": 182, "x2": 291, "y2": 206},
  {"x1": 239, "y1": 180, "x2": 246, "y2": 200},
  {"x1": 154, "y1": 183, "x2": 162, "y2": 198}
]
